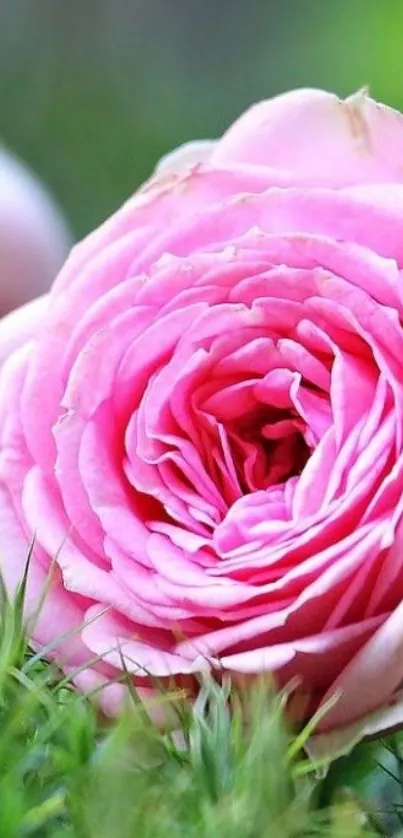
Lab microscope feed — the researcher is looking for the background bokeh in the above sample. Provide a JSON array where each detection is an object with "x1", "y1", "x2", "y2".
[{"x1": 1, "y1": 0, "x2": 403, "y2": 239}]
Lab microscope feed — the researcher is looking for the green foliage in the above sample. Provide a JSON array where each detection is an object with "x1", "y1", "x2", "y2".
[{"x1": 0, "y1": 574, "x2": 395, "y2": 837}]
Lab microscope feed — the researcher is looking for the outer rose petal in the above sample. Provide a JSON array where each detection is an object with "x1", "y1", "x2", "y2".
[
  {"x1": 212, "y1": 89, "x2": 403, "y2": 187},
  {"x1": 154, "y1": 140, "x2": 216, "y2": 175},
  {"x1": 308, "y1": 690, "x2": 403, "y2": 760},
  {"x1": 315, "y1": 600, "x2": 403, "y2": 733},
  {"x1": 0, "y1": 295, "x2": 48, "y2": 367},
  {"x1": 0, "y1": 480, "x2": 89, "y2": 668}
]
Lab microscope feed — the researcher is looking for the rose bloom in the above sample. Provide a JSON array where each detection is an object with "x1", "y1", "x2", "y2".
[
  {"x1": 0, "y1": 148, "x2": 70, "y2": 315},
  {"x1": 2, "y1": 88, "x2": 403, "y2": 743}
]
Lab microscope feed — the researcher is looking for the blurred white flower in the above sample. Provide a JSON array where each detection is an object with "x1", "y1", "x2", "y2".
[{"x1": 0, "y1": 147, "x2": 71, "y2": 314}]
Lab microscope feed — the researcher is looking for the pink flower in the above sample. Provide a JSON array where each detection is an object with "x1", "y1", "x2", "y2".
[
  {"x1": 0, "y1": 148, "x2": 71, "y2": 315},
  {"x1": 2, "y1": 88, "x2": 403, "y2": 741}
]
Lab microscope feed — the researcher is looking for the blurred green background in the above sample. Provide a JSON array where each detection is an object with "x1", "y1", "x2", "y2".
[{"x1": 1, "y1": 0, "x2": 403, "y2": 239}]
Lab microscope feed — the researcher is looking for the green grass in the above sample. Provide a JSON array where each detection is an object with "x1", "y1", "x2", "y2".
[{"x1": 0, "y1": 571, "x2": 398, "y2": 837}]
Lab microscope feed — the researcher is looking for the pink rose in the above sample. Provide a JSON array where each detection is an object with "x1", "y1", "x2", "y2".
[
  {"x1": 0, "y1": 148, "x2": 71, "y2": 315},
  {"x1": 2, "y1": 88, "x2": 403, "y2": 739}
]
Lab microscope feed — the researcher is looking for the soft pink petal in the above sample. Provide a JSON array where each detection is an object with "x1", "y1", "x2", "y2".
[
  {"x1": 154, "y1": 140, "x2": 216, "y2": 175},
  {"x1": 317, "y1": 599, "x2": 403, "y2": 730},
  {"x1": 212, "y1": 89, "x2": 403, "y2": 187},
  {"x1": 0, "y1": 295, "x2": 48, "y2": 367}
]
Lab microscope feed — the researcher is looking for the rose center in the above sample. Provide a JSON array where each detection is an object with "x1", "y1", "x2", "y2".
[{"x1": 217, "y1": 405, "x2": 312, "y2": 497}]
